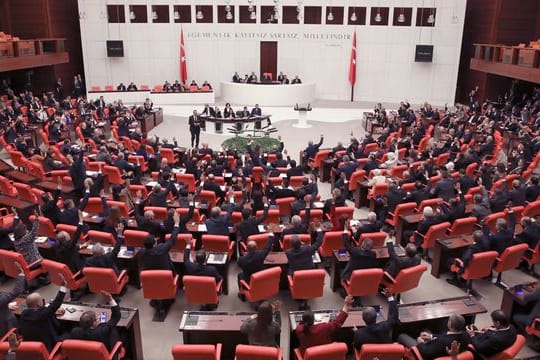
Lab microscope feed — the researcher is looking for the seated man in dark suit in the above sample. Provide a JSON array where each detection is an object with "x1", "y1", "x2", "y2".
[
  {"x1": 0, "y1": 264, "x2": 25, "y2": 338},
  {"x1": 447, "y1": 230, "x2": 490, "y2": 287},
  {"x1": 85, "y1": 225, "x2": 124, "y2": 275},
  {"x1": 467, "y1": 310, "x2": 517, "y2": 358},
  {"x1": 507, "y1": 179, "x2": 527, "y2": 206},
  {"x1": 398, "y1": 314, "x2": 471, "y2": 360},
  {"x1": 139, "y1": 212, "x2": 180, "y2": 272},
  {"x1": 351, "y1": 212, "x2": 382, "y2": 240},
  {"x1": 282, "y1": 209, "x2": 311, "y2": 236},
  {"x1": 19, "y1": 278, "x2": 68, "y2": 351},
  {"x1": 526, "y1": 177, "x2": 540, "y2": 202},
  {"x1": 341, "y1": 231, "x2": 379, "y2": 282},
  {"x1": 205, "y1": 204, "x2": 234, "y2": 236},
  {"x1": 286, "y1": 230, "x2": 323, "y2": 275},
  {"x1": 353, "y1": 290, "x2": 399, "y2": 349},
  {"x1": 202, "y1": 174, "x2": 226, "y2": 201},
  {"x1": 251, "y1": 104, "x2": 262, "y2": 117},
  {"x1": 385, "y1": 242, "x2": 421, "y2": 278},
  {"x1": 516, "y1": 216, "x2": 540, "y2": 249},
  {"x1": 430, "y1": 170, "x2": 456, "y2": 201},
  {"x1": 487, "y1": 208, "x2": 516, "y2": 254},
  {"x1": 184, "y1": 241, "x2": 223, "y2": 310},
  {"x1": 237, "y1": 232, "x2": 276, "y2": 301},
  {"x1": 512, "y1": 286, "x2": 540, "y2": 331},
  {"x1": 70, "y1": 291, "x2": 120, "y2": 352},
  {"x1": 236, "y1": 202, "x2": 269, "y2": 243},
  {"x1": 134, "y1": 197, "x2": 166, "y2": 239}
]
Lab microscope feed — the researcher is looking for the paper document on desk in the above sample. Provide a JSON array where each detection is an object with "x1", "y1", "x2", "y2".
[
  {"x1": 86, "y1": 171, "x2": 99, "y2": 177},
  {"x1": 207, "y1": 253, "x2": 227, "y2": 264},
  {"x1": 35, "y1": 236, "x2": 49, "y2": 244},
  {"x1": 314, "y1": 313, "x2": 331, "y2": 323},
  {"x1": 258, "y1": 225, "x2": 266, "y2": 232},
  {"x1": 198, "y1": 224, "x2": 207, "y2": 232},
  {"x1": 349, "y1": 219, "x2": 360, "y2": 227},
  {"x1": 313, "y1": 201, "x2": 324, "y2": 209},
  {"x1": 146, "y1": 181, "x2": 158, "y2": 188},
  {"x1": 312, "y1": 252, "x2": 321, "y2": 264}
]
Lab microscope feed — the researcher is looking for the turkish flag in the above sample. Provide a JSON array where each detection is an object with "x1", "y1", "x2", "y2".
[
  {"x1": 349, "y1": 32, "x2": 356, "y2": 86},
  {"x1": 180, "y1": 28, "x2": 187, "y2": 84}
]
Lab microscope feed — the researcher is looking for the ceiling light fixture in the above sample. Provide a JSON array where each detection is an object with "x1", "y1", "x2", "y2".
[
  {"x1": 151, "y1": 11, "x2": 158, "y2": 20},
  {"x1": 129, "y1": 10, "x2": 136, "y2": 21},
  {"x1": 397, "y1": 9, "x2": 405, "y2": 23},
  {"x1": 226, "y1": 11, "x2": 233, "y2": 20},
  {"x1": 250, "y1": 10, "x2": 256, "y2": 20},
  {"x1": 196, "y1": 7, "x2": 204, "y2": 20},
  {"x1": 427, "y1": 12, "x2": 435, "y2": 24},
  {"x1": 327, "y1": 7, "x2": 334, "y2": 21},
  {"x1": 375, "y1": 8, "x2": 382, "y2": 23},
  {"x1": 174, "y1": 10, "x2": 180, "y2": 20},
  {"x1": 350, "y1": 10, "x2": 357, "y2": 22}
]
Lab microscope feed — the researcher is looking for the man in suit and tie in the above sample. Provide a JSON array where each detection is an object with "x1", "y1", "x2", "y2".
[
  {"x1": 251, "y1": 104, "x2": 262, "y2": 117},
  {"x1": 467, "y1": 310, "x2": 517, "y2": 358},
  {"x1": 189, "y1": 109, "x2": 202, "y2": 148},
  {"x1": 341, "y1": 231, "x2": 378, "y2": 281},
  {"x1": 232, "y1": 72, "x2": 241, "y2": 83},
  {"x1": 140, "y1": 212, "x2": 180, "y2": 272},
  {"x1": 237, "y1": 232, "x2": 276, "y2": 301},
  {"x1": 19, "y1": 277, "x2": 68, "y2": 350},
  {"x1": 277, "y1": 72, "x2": 285, "y2": 83},
  {"x1": 303, "y1": 135, "x2": 324, "y2": 163},
  {"x1": 286, "y1": 229, "x2": 323, "y2": 275},
  {"x1": 85, "y1": 224, "x2": 124, "y2": 275}
]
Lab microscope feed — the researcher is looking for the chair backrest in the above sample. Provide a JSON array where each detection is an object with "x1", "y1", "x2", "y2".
[
  {"x1": 141, "y1": 270, "x2": 178, "y2": 300},
  {"x1": 235, "y1": 344, "x2": 281, "y2": 360},
  {"x1": 247, "y1": 233, "x2": 272, "y2": 250},
  {"x1": 448, "y1": 217, "x2": 478, "y2": 237},
  {"x1": 486, "y1": 334, "x2": 526, "y2": 360},
  {"x1": 494, "y1": 243, "x2": 529, "y2": 273},
  {"x1": 103, "y1": 165, "x2": 124, "y2": 185},
  {"x1": 252, "y1": 167, "x2": 264, "y2": 184},
  {"x1": 61, "y1": 339, "x2": 117, "y2": 360},
  {"x1": 172, "y1": 344, "x2": 220, "y2": 360},
  {"x1": 290, "y1": 269, "x2": 325, "y2": 299},
  {"x1": 0, "y1": 340, "x2": 51, "y2": 359},
  {"x1": 357, "y1": 343, "x2": 405, "y2": 360},
  {"x1": 183, "y1": 275, "x2": 219, "y2": 305},
  {"x1": 391, "y1": 264, "x2": 427, "y2": 294},
  {"x1": 303, "y1": 342, "x2": 347, "y2": 360},
  {"x1": 197, "y1": 191, "x2": 217, "y2": 209},
  {"x1": 358, "y1": 232, "x2": 388, "y2": 247},
  {"x1": 202, "y1": 234, "x2": 231, "y2": 253},
  {"x1": 13, "y1": 182, "x2": 37, "y2": 203},
  {"x1": 82, "y1": 267, "x2": 124, "y2": 294},
  {"x1": 247, "y1": 267, "x2": 281, "y2": 302},
  {"x1": 423, "y1": 222, "x2": 451, "y2": 249},
  {"x1": 462, "y1": 251, "x2": 499, "y2": 280},
  {"x1": 176, "y1": 173, "x2": 197, "y2": 193},
  {"x1": 393, "y1": 202, "x2": 417, "y2": 221},
  {"x1": 313, "y1": 150, "x2": 331, "y2": 169},
  {"x1": 123, "y1": 229, "x2": 150, "y2": 248},
  {"x1": 435, "y1": 351, "x2": 475, "y2": 360},
  {"x1": 320, "y1": 231, "x2": 344, "y2": 257},
  {"x1": 255, "y1": 209, "x2": 280, "y2": 224},
  {"x1": 276, "y1": 197, "x2": 295, "y2": 216},
  {"x1": 348, "y1": 170, "x2": 367, "y2": 191},
  {"x1": 281, "y1": 234, "x2": 311, "y2": 251},
  {"x1": 370, "y1": 182, "x2": 388, "y2": 197},
  {"x1": 524, "y1": 200, "x2": 540, "y2": 218},
  {"x1": 30, "y1": 215, "x2": 56, "y2": 238},
  {"x1": 0, "y1": 249, "x2": 29, "y2": 278},
  {"x1": 107, "y1": 200, "x2": 130, "y2": 217},
  {"x1": 87, "y1": 230, "x2": 116, "y2": 245},
  {"x1": 82, "y1": 197, "x2": 104, "y2": 214},
  {"x1": 333, "y1": 207, "x2": 354, "y2": 222},
  {"x1": 347, "y1": 268, "x2": 384, "y2": 297},
  {"x1": 289, "y1": 176, "x2": 305, "y2": 188},
  {"x1": 41, "y1": 259, "x2": 82, "y2": 290},
  {"x1": 144, "y1": 206, "x2": 168, "y2": 221},
  {"x1": 176, "y1": 207, "x2": 202, "y2": 222},
  {"x1": 417, "y1": 198, "x2": 443, "y2": 212}
]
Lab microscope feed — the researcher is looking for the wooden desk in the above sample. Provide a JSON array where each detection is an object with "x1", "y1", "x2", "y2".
[
  {"x1": 500, "y1": 281, "x2": 540, "y2": 322},
  {"x1": 138, "y1": 113, "x2": 154, "y2": 134},
  {"x1": 153, "y1": 108, "x2": 164, "y2": 127},
  {"x1": 170, "y1": 250, "x2": 230, "y2": 295},
  {"x1": 13, "y1": 298, "x2": 143, "y2": 359},
  {"x1": 4, "y1": 170, "x2": 39, "y2": 184},
  {"x1": 396, "y1": 296, "x2": 487, "y2": 335},
  {"x1": 0, "y1": 159, "x2": 13, "y2": 174},
  {"x1": 289, "y1": 308, "x2": 383, "y2": 358},
  {"x1": 329, "y1": 246, "x2": 405, "y2": 292},
  {"x1": 179, "y1": 311, "x2": 254, "y2": 359},
  {"x1": 35, "y1": 180, "x2": 75, "y2": 195},
  {"x1": 353, "y1": 180, "x2": 370, "y2": 209},
  {"x1": 395, "y1": 213, "x2": 422, "y2": 245},
  {"x1": 0, "y1": 195, "x2": 37, "y2": 217},
  {"x1": 431, "y1": 235, "x2": 473, "y2": 278},
  {"x1": 264, "y1": 251, "x2": 322, "y2": 289},
  {"x1": 321, "y1": 159, "x2": 334, "y2": 183}
]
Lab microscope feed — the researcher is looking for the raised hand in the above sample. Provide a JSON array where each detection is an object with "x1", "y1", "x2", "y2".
[{"x1": 173, "y1": 211, "x2": 181, "y2": 225}]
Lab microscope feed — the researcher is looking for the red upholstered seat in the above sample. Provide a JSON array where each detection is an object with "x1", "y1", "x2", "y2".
[
  {"x1": 171, "y1": 343, "x2": 222, "y2": 360},
  {"x1": 60, "y1": 339, "x2": 125, "y2": 360},
  {"x1": 234, "y1": 344, "x2": 282, "y2": 360},
  {"x1": 295, "y1": 342, "x2": 347, "y2": 360},
  {"x1": 83, "y1": 267, "x2": 129, "y2": 295},
  {"x1": 183, "y1": 275, "x2": 222, "y2": 306},
  {"x1": 239, "y1": 267, "x2": 281, "y2": 303}
]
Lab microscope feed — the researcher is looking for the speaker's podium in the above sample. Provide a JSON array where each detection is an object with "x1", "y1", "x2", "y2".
[{"x1": 293, "y1": 103, "x2": 312, "y2": 128}]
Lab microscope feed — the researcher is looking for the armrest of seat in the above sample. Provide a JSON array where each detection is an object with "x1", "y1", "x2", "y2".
[
  {"x1": 109, "y1": 341, "x2": 125, "y2": 360},
  {"x1": 383, "y1": 271, "x2": 396, "y2": 285},
  {"x1": 27, "y1": 259, "x2": 43, "y2": 271},
  {"x1": 216, "y1": 280, "x2": 223, "y2": 292},
  {"x1": 388, "y1": 211, "x2": 395, "y2": 218},
  {"x1": 239, "y1": 279, "x2": 251, "y2": 291},
  {"x1": 287, "y1": 275, "x2": 293, "y2": 288},
  {"x1": 173, "y1": 275, "x2": 180, "y2": 286},
  {"x1": 524, "y1": 247, "x2": 536, "y2": 259},
  {"x1": 413, "y1": 231, "x2": 424, "y2": 239},
  {"x1": 293, "y1": 348, "x2": 304, "y2": 360},
  {"x1": 228, "y1": 241, "x2": 235, "y2": 252},
  {"x1": 117, "y1": 270, "x2": 128, "y2": 283},
  {"x1": 409, "y1": 346, "x2": 422, "y2": 360},
  {"x1": 215, "y1": 343, "x2": 222, "y2": 360},
  {"x1": 49, "y1": 341, "x2": 63, "y2": 360},
  {"x1": 454, "y1": 258, "x2": 464, "y2": 267},
  {"x1": 0, "y1": 328, "x2": 16, "y2": 342}
]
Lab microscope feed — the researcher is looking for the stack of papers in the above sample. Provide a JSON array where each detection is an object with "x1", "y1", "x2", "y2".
[
  {"x1": 198, "y1": 224, "x2": 207, "y2": 232},
  {"x1": 35, "y1": 237, "x2": 49, "y2": 244}
]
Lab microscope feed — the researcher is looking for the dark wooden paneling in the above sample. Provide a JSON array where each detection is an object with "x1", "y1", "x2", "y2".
[
  {"x1": 260, "y1": 42, "x2": 277, "y2": 80},
  {"x1": 326, "y1": 7, "x2": 344, "y2": 25},
  {"x1": 107, "y1": 5, "x2": 125, "y2": 23},
  {"x1": 0, "y1": 1, "x2": 11, "y2": 33},
  {"x1": 261, "y1": 6, "x2": 277, "y2": 24},
  {"x1": 129, "y1": 5, "x2": 148, "y2": 23},
  {"x1": 416, "y1": 8, "x2": 436, "y2": 27},
  {"x1": 151, "y1": 5, "x2": 169, "y2": 23},
  {"x1": 470, "y1": 58, "x2": 540, "y2": 85},
  {"x1": 304, "y1": 6, "x2": 322, "y2": 25},
  {"x1": 0, "y1": 53, "x2": 69, "y2": 72},
  {"x1": 496, "y1": 0, "x2": 538, "y2": 44},
  {"x1": 7, "y1": 0, "x2": 48, "y2": 38},
  {"x1": 282, "y1": 6, "x2": 300, "y2": 24}
]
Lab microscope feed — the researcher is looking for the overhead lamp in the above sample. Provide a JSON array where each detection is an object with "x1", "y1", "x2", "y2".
[
  {"x1": 350, "y1": 11, "x2": 357, "y2": 22},
  {"x1": 374, "y1": 8, "x2": 382, "y2": 22},
  {"x1": 397, "y1": 10, "x2": 405, "y2": 23},
  {"x1": 250, "y1": 10, "x2": 256, "y2": 20},
  {"x1": 327, "y1": 7, "x2": 334, "y2": 21},
  {"x1": 129, "y1": 11, "x2": 136, "y2": 21},
  {"x1": 427, "y1": 12, "x2": 435, "y2": 24},
  {"x1": 196, "y1": 8, "x2": 204, "y2": 20},
  {"x1": 151, "y1": 11, "x2": 158, "y2": 20},
  {"x1": 174, "y1": 10, "x2": 180, "y2": 20},
  {"x1": 226, "y1": 11, "x2": 233, "y2": 20}
]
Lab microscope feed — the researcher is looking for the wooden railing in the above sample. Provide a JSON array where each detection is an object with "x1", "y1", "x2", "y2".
[
  {"x1": 0, "y1": 38, "x2": 68, "y2": 72},
  {"x1": 470, "y1": 43, "x2": 540, "y2": 83}
]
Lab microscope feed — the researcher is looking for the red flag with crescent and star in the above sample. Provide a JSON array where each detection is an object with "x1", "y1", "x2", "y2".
[
  {"x1": 349, "y1": 31, "x2": 356, "y2": 86},
  {"x1": 180, "y1": 28, "x2": 187, "y2": 84}
]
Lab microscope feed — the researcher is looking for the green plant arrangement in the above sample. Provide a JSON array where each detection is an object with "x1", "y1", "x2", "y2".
[{"x1": 222, "y1": 136, "x2": 281, "y2": 154}]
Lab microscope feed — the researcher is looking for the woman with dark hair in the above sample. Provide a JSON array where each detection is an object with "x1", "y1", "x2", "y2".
[
  {"x1": 294, "y1": 296, "x2": 353, "y2": 354},
  {"x1": 240, "y1": 300, "x2": 281, "y2": 347}
]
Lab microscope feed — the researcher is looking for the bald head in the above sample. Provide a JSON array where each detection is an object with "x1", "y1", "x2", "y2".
[
  {"x1": 92, "y1": 243, "x2": 105, "y2": 256},
  {"x1": 26, "y1": 292, "x2": 44, "y2": 309},
  {"x1": 291, "y1": 215, "x2": 302, "y2": 226},
  {"x1": 247, "y1": 241, "x2": 257, "y2": 252},
  {"x1": 211, "y1": 206, "x2": 221, "y2": 218}
]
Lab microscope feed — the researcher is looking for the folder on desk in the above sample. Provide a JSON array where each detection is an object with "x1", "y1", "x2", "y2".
[
  {"x1": 258, "y1": 225, "x2": 266, "y2": 232},
  {"x1": 207, "y1": 253, "x2": 227, "y2": 264},
  {"x1": 198, "y1": 224, "x2": 207, "y2": 232},
  {"x1": 312, "y1": 252, "x2": 321, "y2": 263},
  {"x1": 35, "y1": 236, "x2": 49, "y2": 244}
]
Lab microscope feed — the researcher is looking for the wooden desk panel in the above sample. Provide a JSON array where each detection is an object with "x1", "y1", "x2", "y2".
[
  {"x1": 4, "y1": 170, "x2": 39, "y2": 184},
  {"x1": 0, "y1": 159, "x2": 13, "y2": 174},
  {"x1": 431, "y1": 235, "x2": 473, "y2": 278}
]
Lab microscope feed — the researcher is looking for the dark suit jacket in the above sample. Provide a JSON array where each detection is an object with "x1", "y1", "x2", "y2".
[
  {"x1": 85, "y1": 236, "x2": 123, "y2": 275},
  {"x1": 41, "y1": 190, "x2": 61, "y2": 226},
  {"x1": 471, "y1": 326, "x2": 517, "y2": 357},
  {"x1": 508, "y1": 187, "x2": 527, "y2": 206},
  {"x1": 417, "y1": 331, "x2": 471, "y2": 360},
  {"x1": 286, "y1": 231, "x2": 323, "y2": 274},
  {"x1": 205, "y1": 205, "x2": 233, "y2": 236},
  {"x1": 19, "y1": 289, "x2": 66, "y2": 350},
  {"x1": 0, "y1": 275, "x2": 25, "y2": 337},
  {"x1": 236, "y1": 206, "x2": 268, "y2": 242},
  {"x1": 488, "y1": 212, "x2": 516, "y2": 254},
  {"x1": 237, "y1": 235, "x2": 275, "y2": 281},
  {"x1": 184, "y1": 248, "x2": 222, "y2": 282},
  {"x1": 385, "y1": 243, "x2": 421, "y2": 277},
  {"x1": 134, "y1": 202, "x2": 165, "y2": 238},
  {"x1": 282, "y1": 209, "x2": 311, "y2": 236},
  {"x1": 342, "y1": 233, "x2": 379, "y2": 280},
  {"x1": 432, "y1": 178, "x2": 456, "y2": 201},
  {"x1": 353, "y1": 300, "x2": 399, "y2": 349},
  {"x1": 54, "y1": 223, "x2": 86, "y2": 273},
  {"x1": 70, "y1": 304, "x2": 120, "y2": 351},
  {"x1": 140, "y1": 226, "x2": 179, "y2": 271}
]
